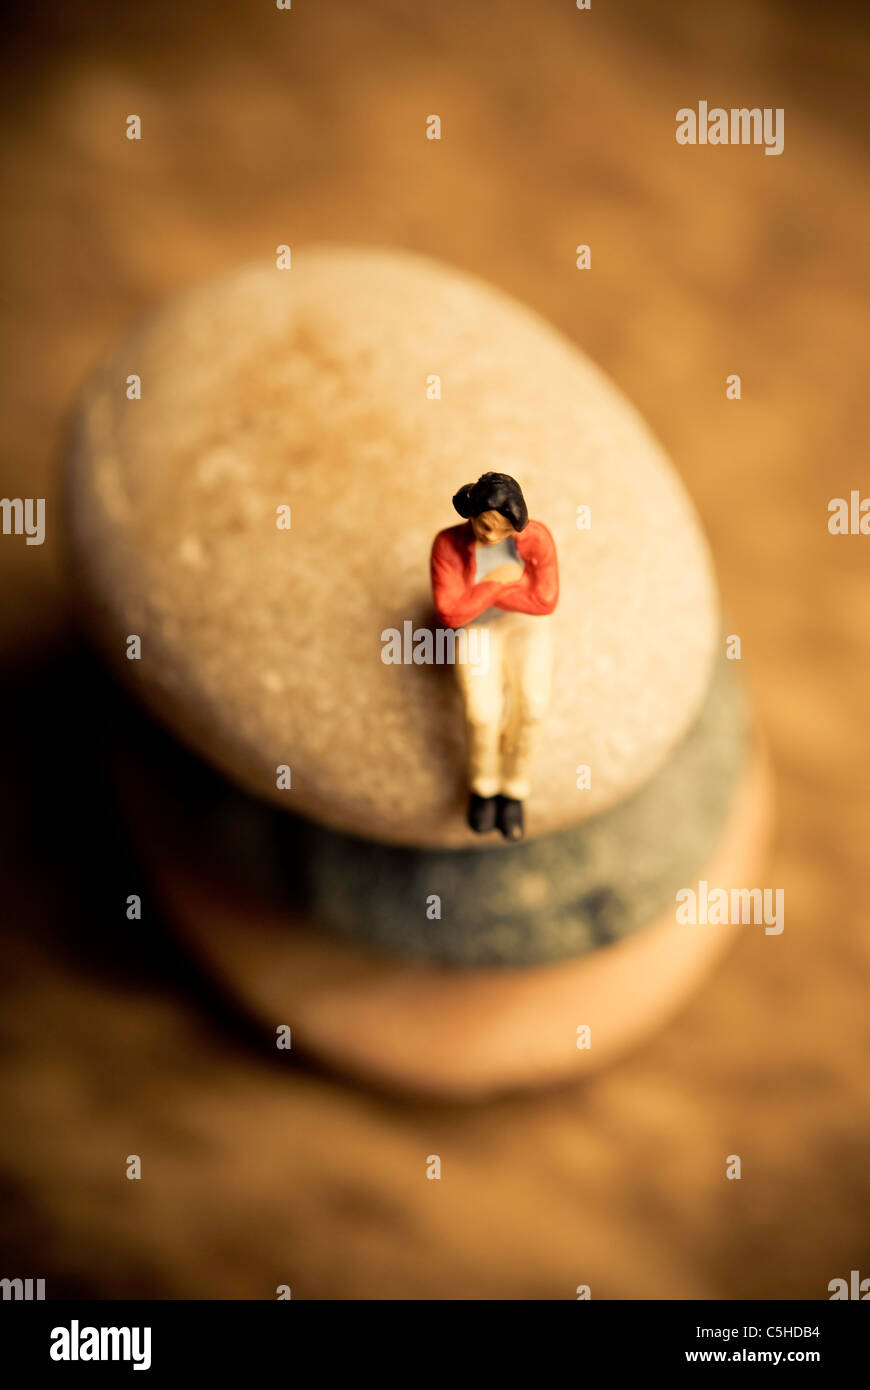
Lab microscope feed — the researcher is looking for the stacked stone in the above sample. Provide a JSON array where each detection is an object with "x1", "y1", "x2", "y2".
[{"x1": 66, "y1": 247, "x2": 769, "y2": 1097}]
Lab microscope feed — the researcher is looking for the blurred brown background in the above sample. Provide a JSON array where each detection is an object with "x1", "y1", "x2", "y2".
[{"x1": 1, "y1": 0, "x2": 868, "y2": 1298}]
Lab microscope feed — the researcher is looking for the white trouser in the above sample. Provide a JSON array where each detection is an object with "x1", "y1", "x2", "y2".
[{"x1": 453, "y1": 611, "x2": 553, "y2": 800}]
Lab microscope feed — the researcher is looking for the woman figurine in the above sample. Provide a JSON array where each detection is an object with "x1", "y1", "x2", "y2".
[{"x1": 430, "y1": 472, "x2": 559, "y2": 840}]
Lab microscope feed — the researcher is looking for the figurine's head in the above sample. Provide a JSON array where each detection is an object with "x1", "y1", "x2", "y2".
[{"x1": 452, "y1": 472, "x2": 529, "y2": 545}]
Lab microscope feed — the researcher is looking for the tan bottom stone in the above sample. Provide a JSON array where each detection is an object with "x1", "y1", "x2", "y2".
[{"x1": 135, "y1": 743, "x2": 771, "y2": 1101}]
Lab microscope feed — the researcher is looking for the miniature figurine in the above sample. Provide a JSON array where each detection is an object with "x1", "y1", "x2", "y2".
[{"x1": 430, "y1": 472, "x2": 559, "y2": 840}]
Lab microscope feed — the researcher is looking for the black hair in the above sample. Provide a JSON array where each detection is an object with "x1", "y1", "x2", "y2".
[{"x1": 451, "y1": 472, "x2": 529, "y2": 531}]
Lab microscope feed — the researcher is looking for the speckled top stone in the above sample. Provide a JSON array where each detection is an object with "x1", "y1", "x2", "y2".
[{"x1": 67, "y1": 246, "x2": 718, "y2": 848}]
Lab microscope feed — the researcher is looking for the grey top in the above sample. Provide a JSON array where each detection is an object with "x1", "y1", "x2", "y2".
[{"x1": 470, "y1": 535, "x2": 520, "y2": 624}]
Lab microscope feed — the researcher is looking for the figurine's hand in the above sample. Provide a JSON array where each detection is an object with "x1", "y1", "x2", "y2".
[{"x1": 485, "y1": 561, "x2": 525, "y2": 585}]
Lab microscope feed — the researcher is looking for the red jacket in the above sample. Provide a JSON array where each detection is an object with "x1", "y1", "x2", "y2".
[{"x1": 430, "y1": 520, "x2": 559, "y2": 629}]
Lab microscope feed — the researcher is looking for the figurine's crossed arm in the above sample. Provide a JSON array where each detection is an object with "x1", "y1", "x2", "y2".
[
  {"x1": 430, "y1": 534, "x2": 503, "y2": 627},
  {"x1": 496, "y1": 524, "x2": 559, "y2": 617},
  {"x1": 430, "y1": 523, "x2": 559, "y2": 629}
]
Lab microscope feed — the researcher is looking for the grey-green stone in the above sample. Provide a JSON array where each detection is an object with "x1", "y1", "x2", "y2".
[{"x1": 293, "y1": 651, "x2": 747, "y2": 967}]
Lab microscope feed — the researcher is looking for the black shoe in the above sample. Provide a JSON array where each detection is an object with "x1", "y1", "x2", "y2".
[
  {"x1": 467, "y1": 792, "x2": 499, "y2": 834},
  {"x1": 497, "y1": 796, "x2": 524, "y2": 841}
]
